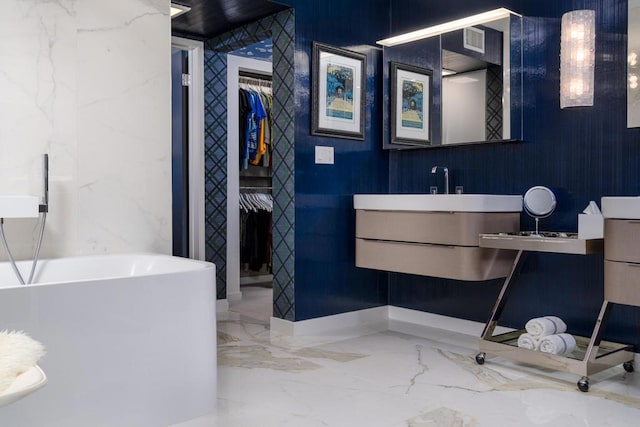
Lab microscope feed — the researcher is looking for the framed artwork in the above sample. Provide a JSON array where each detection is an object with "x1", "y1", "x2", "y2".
[
  {"x1": 390, "y1": 62, "x2": 432, "y2": 146},
  {"x1": 311, "y1": 42, "x2": 366, "y2": 140}
]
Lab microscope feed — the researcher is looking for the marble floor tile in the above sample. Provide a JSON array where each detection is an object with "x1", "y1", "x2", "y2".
[
  {"x1": 175, "y1": 287, "x2": 640, "y2": 427},
  {"x1": 229, "y1": 284, "x2": 273, "y2": 322}
]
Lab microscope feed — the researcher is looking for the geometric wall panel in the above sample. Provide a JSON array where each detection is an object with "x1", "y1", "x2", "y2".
[{"x1": 205, "y1": 9, "x2": 296, "y2": 320}]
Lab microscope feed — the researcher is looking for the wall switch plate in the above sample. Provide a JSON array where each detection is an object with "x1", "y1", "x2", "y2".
[{"x1": 315, "y1": 146, "x2": 334, "y2": 164}]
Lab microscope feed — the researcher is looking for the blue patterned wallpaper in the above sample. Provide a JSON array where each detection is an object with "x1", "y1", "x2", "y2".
[
  {"x1": 204, "y1": 10, "x2": 296, "y2": 320},
  {"x1": 203, "y1": 49, "x2": 228, "y2": 300}
]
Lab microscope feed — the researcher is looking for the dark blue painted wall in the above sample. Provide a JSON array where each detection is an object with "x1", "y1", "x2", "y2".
[
  {"x1": 388, "y1": 0, "x2": 640, "y2": 348},
  {"x1": 275, "y1": 0, "x2": 640, "y2": 348},
  {"x1": 279, "y1": 0, "x2": 391, "y2": 320}
]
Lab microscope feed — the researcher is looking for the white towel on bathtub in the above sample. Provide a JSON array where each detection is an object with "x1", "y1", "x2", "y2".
[
  {"x1": 517, "y1": 333, "x2": 541, "y2": 350},
  {"x1": 525, "y1": 316, "x2": 567, "y2": 337},
  {"x1": 0, "y1": 330, "x2": 46, "y2": 393},
  {"x1": 539, "y1": 333, "x2": 576, "y2": 355}
]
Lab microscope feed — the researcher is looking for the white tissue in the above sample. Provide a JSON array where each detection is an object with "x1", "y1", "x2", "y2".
[
  {"x1": 582, "y1": 200, "x2": 602, "y2": 215},
  {"x1": 579, "y1": 200, "x2": 603, "y2": 239}
]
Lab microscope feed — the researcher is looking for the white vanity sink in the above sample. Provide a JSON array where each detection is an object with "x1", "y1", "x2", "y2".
[
  {"x1": 354, "y1": 194, "x2": 523, "y2": 212},
  {"x1": 601, "y1": 197, "x2": 640, "y2": 219},
  {"x1": 0, "y1": 196, "x2": 40, "y2": 218}
]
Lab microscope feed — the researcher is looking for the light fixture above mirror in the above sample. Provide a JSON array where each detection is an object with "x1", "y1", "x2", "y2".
[{"x1": 377, "y1": 8, "x2": 518, "y2": 47}]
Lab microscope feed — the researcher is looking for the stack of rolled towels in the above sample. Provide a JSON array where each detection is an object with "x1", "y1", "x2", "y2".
[{"x1": 517, "y1": 316, "x2": 576, "y2": 355}]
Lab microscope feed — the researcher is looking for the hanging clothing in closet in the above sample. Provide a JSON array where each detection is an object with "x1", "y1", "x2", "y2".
[
  {"x1": 239, "y1": 193, "x2": 273, "y2": 273},
  {"x1": 238, "y1": 85, "x2": 273, "y2": 170},
  {"x1": 251, "y1": 91, "x2": 272, "y2": 167}
]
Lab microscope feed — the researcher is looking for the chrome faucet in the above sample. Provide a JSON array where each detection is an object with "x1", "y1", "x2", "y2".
[{"x1": 431, "y1": 166, "x2": 449, "y2": 194}]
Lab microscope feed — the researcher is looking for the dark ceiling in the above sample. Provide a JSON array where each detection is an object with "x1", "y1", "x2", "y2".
[{"x1": 171, "y1": 0, "x2": 290, "y2": 40}]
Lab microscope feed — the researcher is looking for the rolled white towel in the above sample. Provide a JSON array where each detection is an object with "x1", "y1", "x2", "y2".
[
  {"x1": 525, "y1": 316, "x2": 567, "y2": 337},
  {"x1": 539, "y1": 333, "x2": 576, "y2": 355},
  {"x1": 0, "y1": 330, "x2": 46, "y2": 393},
  {"x1": 517, "y1": 333, "x2": 541, "y2": 350}
]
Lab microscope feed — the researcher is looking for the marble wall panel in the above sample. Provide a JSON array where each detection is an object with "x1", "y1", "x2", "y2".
[{"x1": 0, "y1": 0, "x2": 171, "y2": 261}]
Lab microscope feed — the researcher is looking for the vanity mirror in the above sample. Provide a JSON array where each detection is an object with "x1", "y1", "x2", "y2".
[
  {"x1": 523, "y1": 186, "x2": 556, "y2": 236},
  {"x1": 379, "y1": 8, "x2": 523, "y2": 149}
]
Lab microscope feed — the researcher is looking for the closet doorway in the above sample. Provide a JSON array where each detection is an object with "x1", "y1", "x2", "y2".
[
  {"x1": 171, "y1": 37, "x2": 205, "y2": 261},
  {"x1": 227, "y1": 50, "x2": 274, "y2": 321},
  {"x1": 204, "y1": 8, "x2": 295, "y2": 320}
]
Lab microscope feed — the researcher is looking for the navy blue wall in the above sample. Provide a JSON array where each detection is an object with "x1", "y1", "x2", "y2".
[
  {"x1": 279, "y1": 0, "x2": 391, "y2": 320},
  {"x1": 389, "y1": 0, "x2": 640, "y2": 348},
  {"x1": 275, "y1": 0, "x2": 640, "y2": 348}
]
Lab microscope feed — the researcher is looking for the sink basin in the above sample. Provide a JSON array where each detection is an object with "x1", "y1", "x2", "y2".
[
  {"x1": 0, "y1": 196, "x2": 40, "y2": 218},
  {"x1": 601, "y1": 196, "x2": 640, "y2": 219},
  {"x1": 354, "y1": 194, "x2": 523, "y2": 212}
]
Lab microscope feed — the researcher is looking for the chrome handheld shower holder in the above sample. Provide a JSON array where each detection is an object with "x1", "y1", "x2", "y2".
[{"x1": 0, "y1": 153, "x2": 49, "y2": 285}]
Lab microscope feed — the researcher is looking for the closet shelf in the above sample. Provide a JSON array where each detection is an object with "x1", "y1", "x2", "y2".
[
  {"x1": 239, "y1": 168, "x2": 272, "y2": 179},
  {"x1": 240, "y1": 186, "x2": 272, "y2": 190}
]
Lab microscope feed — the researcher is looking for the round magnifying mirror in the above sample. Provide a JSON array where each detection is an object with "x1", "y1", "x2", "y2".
[{"x1": 523, "y1": 186, "x2": 556, "y2": 236}]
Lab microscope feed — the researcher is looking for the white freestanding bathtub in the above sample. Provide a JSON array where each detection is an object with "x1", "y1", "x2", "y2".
[{"x1": 0, "y1": 253, "x2": 217, "y2": 427}]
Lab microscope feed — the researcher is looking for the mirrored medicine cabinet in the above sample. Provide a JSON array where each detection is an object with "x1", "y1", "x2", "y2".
[{"x1": 380, "y1": 9, "x2": 523, "y2": 149}]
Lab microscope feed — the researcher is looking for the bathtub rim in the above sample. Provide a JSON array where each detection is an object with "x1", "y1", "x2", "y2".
[{"x1": 0, "y1": 252, "x2": 215, "y2": 290}]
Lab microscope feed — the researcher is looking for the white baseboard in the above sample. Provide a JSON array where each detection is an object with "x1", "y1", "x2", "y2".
[
  {"x1": 270, "y1": 306, "x2": 389, "y2": 337},
  {"x1": 388, "y1": 306, "x2": 514, "y2": 337},
  {"x1": 226, "y1": 290, "x2": 242, "y2": 303},
  {"x1": 216, "y1": 299, "x2": 229, "y2": 313},
  {"x1": 270, "y1": 305, "x2": 515, "y2": 341}
]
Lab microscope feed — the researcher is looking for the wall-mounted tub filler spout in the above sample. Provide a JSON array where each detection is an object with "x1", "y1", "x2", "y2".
[
  {"x1": 431, "y1": 166, "x2": 449, "y2": 194},
  {"x1": 0, "y1": 154, "x2": 49, "y2": 285}
]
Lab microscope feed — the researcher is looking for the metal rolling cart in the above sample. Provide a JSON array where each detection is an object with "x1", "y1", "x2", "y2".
[{"x1": 475, "y1": 231, "x2": 635, "y2": 392}]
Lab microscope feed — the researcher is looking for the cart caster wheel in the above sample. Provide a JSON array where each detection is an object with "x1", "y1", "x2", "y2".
[
  {"x1": 577, "y1": 377, "x2": 589, "y2": 392},
  {"x1": 623, "y1": 361, "x2": 634, "y2": 373},
  {"x1": 475, "y1": 353, "x2": 486, "y2": 365}
]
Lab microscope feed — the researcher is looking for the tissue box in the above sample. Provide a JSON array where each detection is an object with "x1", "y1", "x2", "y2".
[{"x1": 578, "y1": 214, "x2": 604, "y2": 239}]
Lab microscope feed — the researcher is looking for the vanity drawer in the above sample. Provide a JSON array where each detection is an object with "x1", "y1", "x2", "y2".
[
  {"x1": 355, "y1": 238, "x2": 517, "y2": 281},
  {"x1": 604, "y1": 219, "x2": 640, "y2": 263},
  {"x1": 604, "y1": 260, "x2": 640, "y2": 307},
  {"x1": 356, "y1": 210, "x2": 519, "y2": 246}
]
